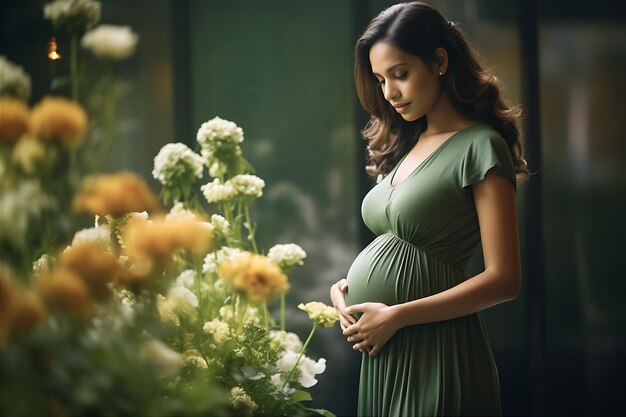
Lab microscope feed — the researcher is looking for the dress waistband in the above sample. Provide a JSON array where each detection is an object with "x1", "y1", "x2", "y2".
[{"x1": 382, "y1": 232, "x2": 465, "y2": 273}]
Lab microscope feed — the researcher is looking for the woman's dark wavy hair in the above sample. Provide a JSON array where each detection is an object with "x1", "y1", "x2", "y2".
[{"x1": 354, "y1": 1, "x2": 529, "y2": 180}]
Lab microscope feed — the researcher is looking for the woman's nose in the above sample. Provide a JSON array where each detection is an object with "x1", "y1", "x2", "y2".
[{"x1": 383, "y1": 82, "x2": 399, "y2": 101}]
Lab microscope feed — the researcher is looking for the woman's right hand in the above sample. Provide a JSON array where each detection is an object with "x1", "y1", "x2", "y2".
[{"x1": 330, "y1": 278, "x2": 357, "y2": 332}]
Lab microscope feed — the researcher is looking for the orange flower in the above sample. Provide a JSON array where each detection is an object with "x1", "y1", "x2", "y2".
[
  {"x1": 0, "y1": 97, "x2": 29, "y2": 144},
  {"x1": 219, "y1": 252, "x2": 289, "y2": 302},
  {"x1": 73, "y1": 171, "x2": 160, "y2": 217},
  {"x1": 30, "y1": 96, "x2": 87, "y2": 146},
  {"x1": 0, "y1": 270, "x2": 46, "y2": 344},
  {"x1": 122, "y1": 215, "x2": 213, "y2": 267},
  {"x1": 60, "y1": 243, "x2": 123, "y2": 302},
  {"x1": 34, "y1": 269, "x2": 94, "y2": 320}
]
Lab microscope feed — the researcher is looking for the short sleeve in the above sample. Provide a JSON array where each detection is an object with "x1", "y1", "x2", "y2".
[{"x1": 461, "y1": 133, "x2": 517, "y2": 192}]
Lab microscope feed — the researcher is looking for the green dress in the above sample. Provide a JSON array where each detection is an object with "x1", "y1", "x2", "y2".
[{"x1": 345, "y1": 123, "x2": 516, "y2": 417}]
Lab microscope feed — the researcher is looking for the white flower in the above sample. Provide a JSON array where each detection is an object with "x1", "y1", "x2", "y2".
[
  {"x1": 157, "y1": 285, "x2": 198, "y2": 325},
  {"x1": 200, "y1": 178, "x2": 236, "y2": 203},
  {"x1": 152, "y1": 142, "x2": 204, "y2": 185},
  {"x1": 142, "y1": 339, "x2": 183, "y2": 378},
  {"x1": 269, "y1": 330, "x2": 303, "y2": 353},
  {"x1": 196, "y1": 116, "x2": 244, "y2": 153},
  {"x1": 230, "y1": 387, "x2": 257, "y2": 417},
  {"x1": 276, "y1": 351, "x2": 326, "y2": 388},
  {"x1": 202, "y1": 319, "x2": 230, "y2": 343},
  {"x1": 218, "y1": 305, "x2": 260, "y2": 326},
  {"x1": 12, "y1": 136, "x2": 46, "y2": 174},
  {"x1": 210, "y1": 214, "x2": 230, "y2": 237},
  {"x1": 230, "y1": 174, "x2": 265, "y2": 200},
  {"x1": 33, "y1": 254, "x2": 55, "y2": 274},
  {"x1": 0, "y1": 180, "x2": 57, "y2": 250},
  {"x1": 70, "y1": 225, "x2": 112, "y2": 251},
  {"x1": 270, "y1": 373, "x2": 296, "y2": 394},
  {"x1": 267, "y1": 243, "x2": 306, "y2": 268},
  {"x1": 175, "y1": 269, "x2": 196, "y2": 290},
  {"x1": 202, "y1": 246, "x2": 244, "y2": 275},
  {"x1": 44, "y1": 0, "x2": 101, "y2": 31},
  {"x1": 81, "y1": 24, "x2": 138, "y2": 60},
  {"x1": 0, "y1": 56, "x2": 31, "y2": 100}
]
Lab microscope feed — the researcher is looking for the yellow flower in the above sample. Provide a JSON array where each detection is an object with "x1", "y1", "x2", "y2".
[
  {"x1": 34, "y1": 268, "x2": 94, "y2": 320},
  {"x1": 218, "y1": 252, "x2": 289, "y2": 302},
  {"x1": 122, "y1": 215, "x2": 213, "y2": 268},
  {"x1": 0, "y1": 270, "x2": 47, "y2": 345},
  {"x1": 298, "y1": 301, "x2": 339, "y2": 328},
  {"x1": 0, "y1": 97, "x2": 29, "y2": 144},
  {"x1": 73, "y1": 171, "x2": 160, "y2": 217},
  {"x1": 12, "y1": 135, "x2": 47, "y2": 173},
  {"x1": 59, "y1": 243, "x2": 124, "y2": 302},
  {"x1": 29, "y1": 96, "x2": 87, "y2": 146}
]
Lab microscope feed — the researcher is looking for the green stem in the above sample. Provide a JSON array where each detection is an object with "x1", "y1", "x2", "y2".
[
  {"x1": 282, "y1": 323, "x2": 318, "y2": 389},
  {"x1": 262, "y1": 301, "x2": 269, "y2": 329},
  {"x1": 280, "y1": 291, "x2": 286, "y2": 331},
  {"x1": 244, "y1": 205, "x2": 258, "y2": 253},
  {"x1": 70, "y1": 33, "x2": 79, "y2": 102}
]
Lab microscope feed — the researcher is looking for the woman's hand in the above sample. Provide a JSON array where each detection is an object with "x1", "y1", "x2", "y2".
[
  {"x1": 343, "y1": 302, "x2": 400, "y2": 356},
  {"x1": 330, "y1": 279, "x2": 356, "y2": 333}
]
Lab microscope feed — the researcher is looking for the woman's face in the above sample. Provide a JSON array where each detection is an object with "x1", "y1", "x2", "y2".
[{"x1": 369, "y1": 41, "x2": 442, "y2": 122}]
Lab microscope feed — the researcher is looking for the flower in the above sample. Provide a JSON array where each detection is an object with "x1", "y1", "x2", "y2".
[
  {"x1": 81, "y1": 24, "x2": 138, "y2": 60},
  {"x1": 152, "y1": 142, "x2": 204, "y2": 186},
  {"x1": 73, "y1": 171, "x2": 159, "y2": 217},
  {"x1": 269, "y1": 330, "x2": 303, "y2": 353},
  {"x1": 174, "y1": 269, "x2": 196, "y2": 289},
  {"x1": 230, "y1": 174, "x2": 265, "y2": 200},
  {"x1": 59, "y1": 243, "x2": 124, "y2": 302},
  {"x1": 12, "y1": 135, "x2": 47, "y2": 173},
  {"x1": 230, "y1": 387, "x2": 257, "y2": 417},
  {"x1": 218, "y1": 305, "x2": 260, "y2": 326},
  {"x1": 44, "y1": 0, "x2": 101, "y2": 32},
  {"x1": 141, "y1": 339, "x2": 183, "y2": 378},
  {"x1": 210, "y1": 214, "x2": 230, "y2": 238},
  {"x1": 0, "y1": 273, "x2": 46, "y2": 345},
  {"x1": 32, "y1": 254, "x2": 55, "y2": 274},
  {"x1": 203, "y1": 319, "x2": 230, "y2": 343},
  {"x1": 70, "y1": 225, "x2": 112, "y2": 252},
  {"x1": 0, "y1": 56, "x2": 31, "y2": 100},
  {"x1": 196, "y1": 116, "x2": 243, "y2": 155},
  {"x1": 0, "y1": 180, "x2": 57, "y2": 250},
  {"x1": 298, "y1": 301, "x2": 339, "y2": 328},
  {"x1": 122, "y1": 215, "x2": 213, "y2": 267},
  {"x1": 0, "y1": 97, "x2": 29, "y2": 144},
  {"x1": 157, "y1": 285, "x2": 198, "y2": 326},
  {"x1": 29, "y1": 96, "x2": 88, "y2": 146},
  {"x1": 202, "y1": 246, "x2": 243, "y2": 275},
  {"x1": 218, "y1": 252, "x2": 289, "y2": 302},
  {"x1": 200, "y1": 178, "x2": 236, "y2": 203},
  {"x1": 267, "y1": 243, "x2": 306, "y2": 269},
  {"x1": 34, "y1": 269, "x2": 94, "y2": 320},
  {"x1": 276, "y1": 350, "x2": 326, "y2": 388}
]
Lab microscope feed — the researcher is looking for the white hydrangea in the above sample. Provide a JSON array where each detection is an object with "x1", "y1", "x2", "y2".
[
  {"x1": 152, "y1": 142, "x2": 204, "y2": 186},
  {"x1": 81, "y1": 24, "x2": 138, "y2": 60},
  {"x1": 202, "y1": 246, "x2": 244, "y2": 274},
  {"x1": 200, "y1": 178, "x2": 236, "y2": 203},
  {"x1": 230, "y1": 174, "x2": 265, "y2": 199},
  {"x1": 0, "y1": 55, "x2": 31, "y2": 100},
  {"x1": 196, "y1": 116, "x2": 244, "y2": 153},
  {"x1": 175, "y1": 269, "x2": 196, "y2": 289},
  {"x1": 166, "y1": 202, "x2": 196, "y2": 220},
  {"x1": 267, "y1": 243, "x2": 306, "y2": 268},
  {"x1": 203, "y1": 319, "x2": 230, "y2": 343},
  {"x1": 269, "y1": 330, "x2": 303, "y2": 353},
  {"x1": 210, "y1": 214, "x2": 230, "y2": 237},
  {"x1": 70, "y1": 225, "x2": 112, "y2": 251},
  {"x1": 276, "y1": 350, "x2": 326, "y2": 388},
  {"x1": 44, "y1": 0, "x2": 101, "y2": 31}
]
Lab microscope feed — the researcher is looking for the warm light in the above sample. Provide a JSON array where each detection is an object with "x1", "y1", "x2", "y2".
[{"x1": 48, "y1": 37, "x2": 61, "y2": 60}]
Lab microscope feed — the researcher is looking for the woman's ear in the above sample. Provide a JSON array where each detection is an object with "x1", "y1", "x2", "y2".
[{"x1": 434, "y1": 47, "x2": 449, "y2": 76}]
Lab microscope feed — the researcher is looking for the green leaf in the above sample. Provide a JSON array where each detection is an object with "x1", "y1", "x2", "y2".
[
  {"x1": 291, "y1": 389, "x2": 313, "y2": 402},
  {"x1": 306, "y1": 408, "x2": 337, "y2": 417},
  {"x1": 51, "y1": 76, "x2": 71, "y2": 90}
]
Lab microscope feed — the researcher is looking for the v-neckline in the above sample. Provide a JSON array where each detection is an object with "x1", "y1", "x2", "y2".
[{"x1": 389, "y1": 123, "x2": 482, "y2": 189}]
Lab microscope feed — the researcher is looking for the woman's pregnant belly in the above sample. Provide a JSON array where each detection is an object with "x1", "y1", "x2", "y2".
[{"x1": 345, "y1": 233, "x2": 466, "y2": 308}]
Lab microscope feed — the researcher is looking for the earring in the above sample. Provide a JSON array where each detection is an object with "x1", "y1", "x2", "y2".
[{"x1": 439, "y1": 71, "x2": 444, "y2": 76}]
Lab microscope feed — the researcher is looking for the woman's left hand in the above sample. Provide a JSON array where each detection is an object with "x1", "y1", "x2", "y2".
[{"x1": 343, "y1": 302, "x2": 400, "y2": 356}]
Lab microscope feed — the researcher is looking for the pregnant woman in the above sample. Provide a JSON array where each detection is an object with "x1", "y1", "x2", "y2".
[{"x1": 329, "y1": 2, "x2": 529, "y2": 416}]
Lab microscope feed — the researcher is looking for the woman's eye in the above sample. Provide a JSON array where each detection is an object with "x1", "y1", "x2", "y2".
[{"x1": 396, "y1": 72, "x2": 408, "y2": 80}]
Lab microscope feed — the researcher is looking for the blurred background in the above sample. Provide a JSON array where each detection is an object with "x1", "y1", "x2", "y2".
[{"x1": 1, "y1": 0, "x2": 625, "y2": 415}]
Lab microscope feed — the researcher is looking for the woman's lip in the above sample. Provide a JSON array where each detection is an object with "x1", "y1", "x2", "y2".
[{"x1": 393, "y1": 103, "x2": 410, "y2": 112}]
